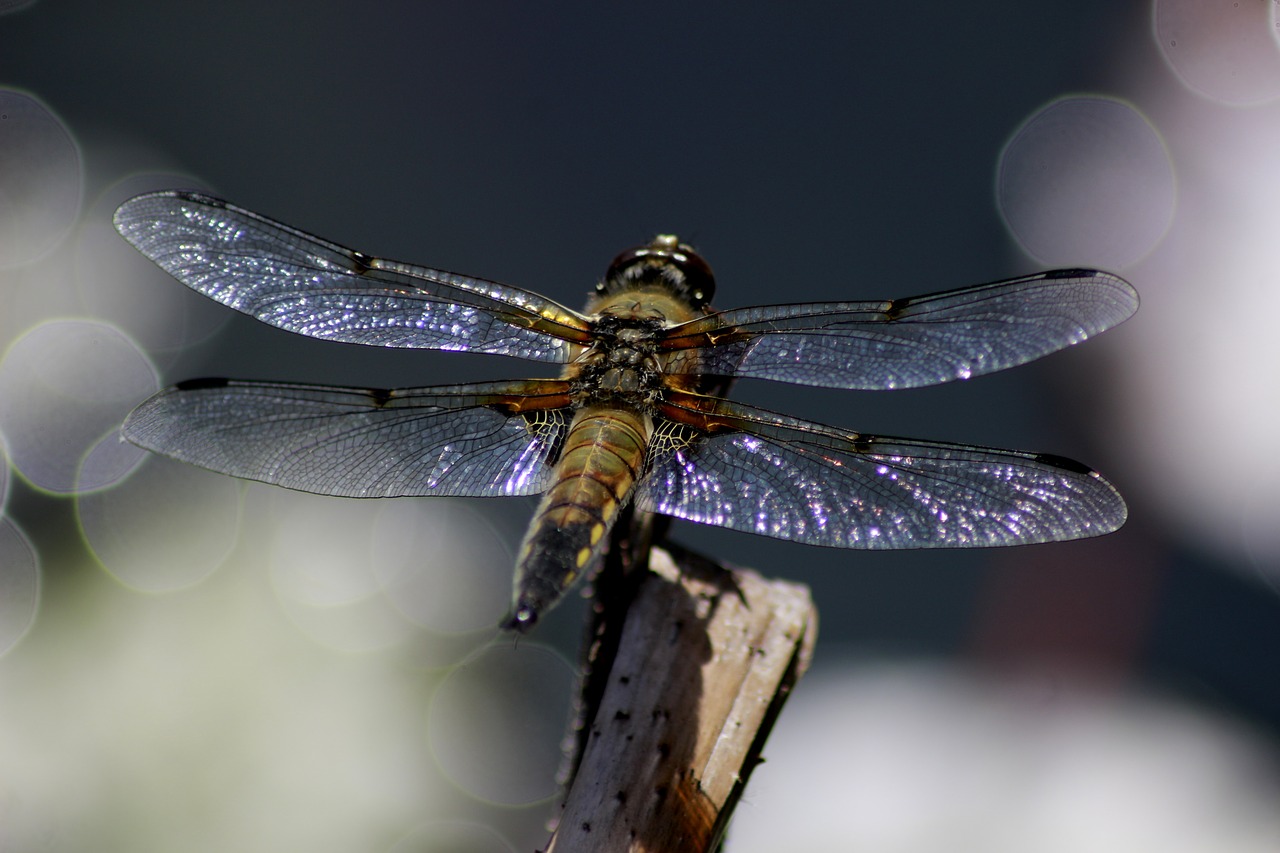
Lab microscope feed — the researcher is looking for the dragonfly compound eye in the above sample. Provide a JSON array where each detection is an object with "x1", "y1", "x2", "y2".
[{"x1": 600, "y1": 235, "x2": 717, "y2": 308}]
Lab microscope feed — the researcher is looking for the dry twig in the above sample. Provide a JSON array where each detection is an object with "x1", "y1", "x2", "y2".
[{"x1": 544, "y1": 545, "x2": 817, "y2": 852}]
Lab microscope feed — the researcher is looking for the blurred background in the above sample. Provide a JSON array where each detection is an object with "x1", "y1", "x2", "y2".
[{"x1": 2, "y1": 1, "x2": 1279, "y2": 850}]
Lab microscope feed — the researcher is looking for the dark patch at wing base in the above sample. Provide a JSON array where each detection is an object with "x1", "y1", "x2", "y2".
[{"x1": 173, "y1": 377, "x2": 231, "y2": 391}]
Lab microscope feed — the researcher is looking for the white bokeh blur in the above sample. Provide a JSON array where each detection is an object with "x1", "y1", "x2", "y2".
[
  {"x1": 1152, "y1": 0, "x2": 1280, "y2": 105},
  {"x1": 0, "y1": 557, "x2": 453, "y2": 853},
  {"x1": 77, "y1": 453, "x2": 242, "y2": 592},
  {"x1": 428, "y1": 643, "x2": 575, "y2": 807},
  {"x1": 0, "y1": 84, "x2": 571, "y2": 851},
  {"x1": 0, "y1": 487, "x2": 569, "y2": 852},
  {"x1": 999, "y1": 8, "x2": 1280, "y2": 577},
  {"x1": 0, "y1": 320, "x2": 156, "y2": 494},
  {"x1": 371, "y1": 499, "x2": 515, "y2": 636},
  {"x1": 733, "y1": 662, "x2": 1280, "y2": 853},
  {"x1": 0, "y1": 516, "x2": 39, "y2": 658},
  {"x1": 997, "y1": 96, "x2": 1175, "y2": 269},
  {"x1": 260, "y1": 488, "x2": 515, "y2": 659},
  {"x1": 387, "y1": 819, "x2": 519, "y2": 853},
  {"x1": 74, "y1": 176, "x2": 230, "y2": 357},
  {"x1": 0, "y1": 90, "x2": 81, "y2": 270}
]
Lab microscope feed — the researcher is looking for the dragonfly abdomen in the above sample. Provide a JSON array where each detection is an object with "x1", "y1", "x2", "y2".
[{"x1": 503, "y1": 405, "x2": 651, "y2": 632}]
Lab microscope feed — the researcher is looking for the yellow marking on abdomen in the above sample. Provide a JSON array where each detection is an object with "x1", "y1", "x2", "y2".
[
  {"x1": 511, "y1": 405, "x2": 653, "y2": 615},
  {"x1": 538, "y1": 407, "x2": 649, "y2": 528}
]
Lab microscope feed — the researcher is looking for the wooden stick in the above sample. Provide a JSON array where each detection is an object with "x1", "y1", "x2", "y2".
[{"x1": 544, "y1": 544, "x2": 818, "y2": 852}]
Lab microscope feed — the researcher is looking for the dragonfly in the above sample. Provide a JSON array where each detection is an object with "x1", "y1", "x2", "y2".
[{"x1": 115, "y1": 191, "x2": 1137, "y2": 632}]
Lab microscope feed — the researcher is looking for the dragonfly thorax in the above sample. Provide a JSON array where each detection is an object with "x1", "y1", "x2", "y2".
[{"x1": 571, "y1": 316, "x2": 666, "y2": 408}]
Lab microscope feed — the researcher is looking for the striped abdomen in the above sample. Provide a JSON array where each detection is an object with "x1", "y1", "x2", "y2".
[{"x1": 503, "y1": 405, "x2": 651, "y2": 631}]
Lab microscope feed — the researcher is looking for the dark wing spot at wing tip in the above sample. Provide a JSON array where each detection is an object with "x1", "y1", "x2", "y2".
[
  {"x1": 1034, "y1": 452, "x2": 1095, "y2": 475},
  {"x1": 172, "y1": 190, "x2": 224, "y2": 207},
  {"x1": 174, "y1": 377, "x2": 230, "y2": 391},
  {"x1": 1045, "y1": 268, "x2": 1097, "y2": 280}
]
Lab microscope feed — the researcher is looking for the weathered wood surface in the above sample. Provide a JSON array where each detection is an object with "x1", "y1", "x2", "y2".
[{"x1": 544, "y1": 545, "x2": 818, "y2": 852}]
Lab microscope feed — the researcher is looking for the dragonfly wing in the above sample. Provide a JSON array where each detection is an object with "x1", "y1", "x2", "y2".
[
  {"x1": 122, "y1": 378, "x2": 573, "y2": 498},
  {"x1": 114, "y1": 191, "x2": 593, "y2": 361},
  {"x1": 660, "y1": 269, "x2": 1138, "y2": 389},
  {"x1": 636, "y1": 394, "x2": 1126, "y2": 548}
]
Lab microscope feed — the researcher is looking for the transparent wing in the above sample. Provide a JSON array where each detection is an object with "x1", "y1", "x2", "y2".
[
  {"x1": 636, "y1": 393, "x2": 1127, "y2": 548},
  {"x1": 659, "y1": 269, "x2": 1138, "y2": 389},
  {"x1": 122, "y1": 378, "x2": 573, "y2": 498},
  {"x1": 114, "y1": 191, "x2": 593, "y2": 361}
]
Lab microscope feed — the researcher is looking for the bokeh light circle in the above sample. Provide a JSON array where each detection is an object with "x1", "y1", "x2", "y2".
[
  {"x1": 76, "y1": 428, "x2": 149, "y2": 492},
  {"x1": 997, "y1": 96, "x2": 1175, "y2": 269},
  {"x1": 271, "y1": 586, "x2": 421, "y2": 654},
  {"x1": 0, "y1": 89, "x2": 82, "y2": 268},
  {"x1": 270, "y1": 493, "x2": 385, "y2": 608},
  {"x1": 1153, "y1": 0, "x2": 1280, "y2": 105},
  {"x1": 265, "y1": 491, "x2": 513, "y2": 654},
  {"x1": 372, "y1": 500, "x2": 513, "y2": 635},
  {"x1": 1104, "y1": 128, "x2": 1280, "y2": 569},
  {"x1": 77, "y1": 453, "x2": 242, "y2": 592},
  {"x1": 0, "y1": 320, "x2": 158, "y2": 493},
  {"x1": 429, "y1": 643, "x2": 573, "y2": 806},
  {"x1": 266, "y1": 491, "x2": 420, "y2": 653},
  {"x1": 75, "y1": 175, "x2": 230, "y2": 354},
  {"x1": 0, "y1": 517, "x2": 39, "y2": 657}
]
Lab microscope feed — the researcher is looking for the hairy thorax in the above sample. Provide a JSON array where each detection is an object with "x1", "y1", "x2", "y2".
[{"x1": 566, "y1": 288, "x2": 703, "y2": 409}]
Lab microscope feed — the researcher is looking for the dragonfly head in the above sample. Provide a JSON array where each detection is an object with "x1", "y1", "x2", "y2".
[{"x1": 598, "y1": 234, "x2": 716, "y2": 309}]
